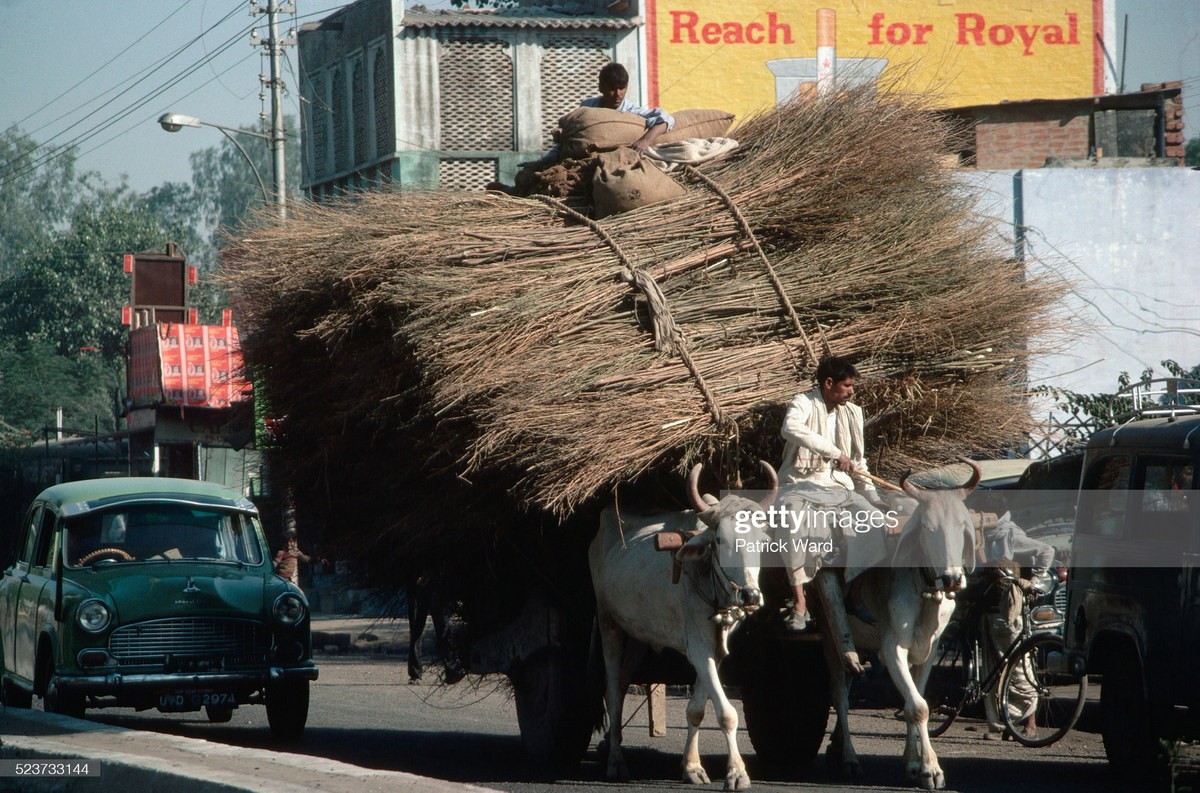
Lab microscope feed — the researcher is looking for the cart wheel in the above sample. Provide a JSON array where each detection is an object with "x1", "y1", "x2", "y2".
[
  {"x1": 740, "y1": 637, "x2": 829, "y2": 773},
  {"x1": 511, "y1": 647, "x2": 599, "y2": 774}
]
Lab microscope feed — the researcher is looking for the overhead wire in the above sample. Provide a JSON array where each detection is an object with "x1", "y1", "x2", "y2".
[
  {"x1": 0, "y1": 12, "x2": 256, "y2": 191},
  {"x1": 13, "y1": 0, "x2": 200, "y2": 136},
  {"x1": 6, "y1": 3, "x2": 246, "y2": 162},
  {"x1": 2, "y1": 3, "x2": 351, "y2": 194},
  {"x1": 0, "y1": 3, "x2": 248, "y2": 184},
  {"x1": 72, "y1": 50, "x2": 263, "y2": 174}
]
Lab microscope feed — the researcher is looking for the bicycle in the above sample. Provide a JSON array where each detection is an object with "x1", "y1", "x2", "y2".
[{"x1": 923, "y1": 572, "x2": 1088, "y2": 747}]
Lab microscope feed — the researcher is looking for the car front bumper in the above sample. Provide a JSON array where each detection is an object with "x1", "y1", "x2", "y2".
[{"x1": 54, "y1": 664, "x2": 319, "y2": 696}]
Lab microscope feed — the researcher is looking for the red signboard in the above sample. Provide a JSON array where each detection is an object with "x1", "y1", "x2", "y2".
[{"x1": 128, "y1": 324, "x2": 252, "y2": 408}]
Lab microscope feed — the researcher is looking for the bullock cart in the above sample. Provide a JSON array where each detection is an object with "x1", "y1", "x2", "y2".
[{"x1": 220, "y1": 83, "x2": 1064, "y2": 776}]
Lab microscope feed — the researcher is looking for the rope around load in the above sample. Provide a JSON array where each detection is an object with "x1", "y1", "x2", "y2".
[
  {"x1": 682, "y1": 165, "x2": 828, "y2": 366},
  {"x1": 532, "y1": 194, "x2": 731, "y2": 432}
]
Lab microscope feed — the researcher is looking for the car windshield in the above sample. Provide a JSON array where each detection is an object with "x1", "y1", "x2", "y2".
[{"x1": 64, "y1": 504, "x2": 265, "y2": 567}]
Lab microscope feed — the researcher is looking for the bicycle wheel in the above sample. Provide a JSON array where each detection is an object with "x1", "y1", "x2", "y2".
[
  {"x1": 925, "y1": 628, "x2": 970, "y2": 737},
  {"x1": 999, "y1": 633, "x2": 1087, "y2": 748}
]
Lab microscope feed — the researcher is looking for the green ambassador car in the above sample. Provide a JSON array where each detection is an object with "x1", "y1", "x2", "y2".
[{"x1": 0, "y1": 478, "x2": 317, "y2": 739}]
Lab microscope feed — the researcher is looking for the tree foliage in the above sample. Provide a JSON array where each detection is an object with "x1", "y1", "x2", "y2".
[
  {"x1": 0, "y1": 127, "x2": 81, "y2": 273},
  {"x1": 1186, "y1": 136, "x2": 1200, "y2": 167},
  {"x1": 0, "y1": 130, "x2": 209, "y2": 441},
  {"x1": 188, "y1": 116, "x2": 301, "y2": 238},
  {"x1": 0, "y1": 117, "x2": 288, "y2": 444},
  {"x1": 0, "y1": 193, "x2": 169, "y2": 364},
  {"x1": 1035, "y1": 359, "x2": 1200, "y2": 442},
  {"x1": 0, "y1": 341, "x2": 116, "y2": 443}
]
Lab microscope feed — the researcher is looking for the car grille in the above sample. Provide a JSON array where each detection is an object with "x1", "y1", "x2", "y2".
[
  {"x1": 109, "y1": 618, "x2": 268, "y2": 668},
  {"x1": 1054, "y1": 584, "x2": 1068, "y2": 615}
]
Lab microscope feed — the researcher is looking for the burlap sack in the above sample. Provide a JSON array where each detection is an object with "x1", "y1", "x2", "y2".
[
  {"x1": 592, "y1": 148, "x2": 686, "y2": 219},
  {"x1": 556, "y1": 107, "x2": 735, "y2": 159}
]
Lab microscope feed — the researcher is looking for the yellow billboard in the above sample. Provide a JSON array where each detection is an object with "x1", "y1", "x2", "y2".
[{"x1": 646, "y1": 0, "x2": 1108, "y2": 120}]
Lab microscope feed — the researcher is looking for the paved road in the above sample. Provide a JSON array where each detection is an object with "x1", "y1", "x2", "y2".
[{"x1": 84, "y1": 652, "x2": 1126, "y2": 793}]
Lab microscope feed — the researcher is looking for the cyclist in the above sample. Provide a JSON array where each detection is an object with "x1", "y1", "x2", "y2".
[{"x1": 973, "y1": 493, "x2": 1055, "y2": 740}]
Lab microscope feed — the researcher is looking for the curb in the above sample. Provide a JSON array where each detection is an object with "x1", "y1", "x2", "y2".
[
  {"x1": 310, "y1": 617, "x2": 410, "y2": 655},
  {"x1": 0, "y1": 708, "x2": 498, "y2": 793}
]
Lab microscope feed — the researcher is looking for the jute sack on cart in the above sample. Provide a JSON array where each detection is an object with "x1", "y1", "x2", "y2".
[
  {"x1": 556, "y1": 107, "x2": 735, "y2": 159},
  {"x1": 592, "y1": 147, "x2": 685, "y2": 219}
]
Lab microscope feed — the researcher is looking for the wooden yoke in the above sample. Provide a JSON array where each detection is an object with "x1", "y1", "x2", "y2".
[{"x1": 655, "y1": 529, "x2": 703, "y2": 583}]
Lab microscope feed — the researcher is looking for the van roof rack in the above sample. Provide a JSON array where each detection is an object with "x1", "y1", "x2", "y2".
[{"x1": 1118, "y1": 377, "x2": 1200, "y2": 419}]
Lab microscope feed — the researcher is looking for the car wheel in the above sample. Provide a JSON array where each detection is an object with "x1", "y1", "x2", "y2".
[
  {"x1": 37, "y1": 651, "x2": 84, "y2": 718},
  {"x1": 2, "y1": 676, "x2": 33, "y2": 709},
  {"x1": 1100, "y1": 652, "x2": 1163, "y2": 778},
  {"x1": 43, "y1": 679, "x2": 85, "y2": 719},
  {"x1": 266, "y1": 680, "x2": 309, "y2": 741},
  {"x1": 205, "y1": 704, "x2": 235, "y2": 723}
]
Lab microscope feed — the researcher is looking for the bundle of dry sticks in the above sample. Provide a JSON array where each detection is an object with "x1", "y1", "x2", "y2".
[{"x1": 223, "y1": 86, "x2": 1063, "y2": 525}]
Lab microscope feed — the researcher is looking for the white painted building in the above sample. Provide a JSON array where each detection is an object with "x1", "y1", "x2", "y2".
[{"x1": 969, "y1": 165, "x2": 1200, "y2": 430}]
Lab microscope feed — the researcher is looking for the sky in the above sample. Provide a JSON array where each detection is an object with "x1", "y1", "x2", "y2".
[{"x1": 0, "y1": 0, "x2": 1197, "y2": 195}]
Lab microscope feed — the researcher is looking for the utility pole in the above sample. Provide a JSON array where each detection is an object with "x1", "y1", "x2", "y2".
[{"x1": 251, "y1": 0, "x2": 295, "y2": 219}]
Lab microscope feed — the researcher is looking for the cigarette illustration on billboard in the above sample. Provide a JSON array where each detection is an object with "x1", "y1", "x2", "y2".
[{"x1": 767, "y1": 8, "x2": 889, "y2": 104}]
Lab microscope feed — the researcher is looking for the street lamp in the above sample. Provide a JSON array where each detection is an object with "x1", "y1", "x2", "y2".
[{"x1": 157, "y1": 112, "x2": 286, "y2": 219}]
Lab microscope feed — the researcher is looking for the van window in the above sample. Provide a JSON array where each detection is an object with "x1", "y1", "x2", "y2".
[
  {"x1": 1079, "y1": 456, "x2": 1132, "y2": 537},
  {"x1": 1135, "y1": 458, "x2": 1194, "y2": 541}
]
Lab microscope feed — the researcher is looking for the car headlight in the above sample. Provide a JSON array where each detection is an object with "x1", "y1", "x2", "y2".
[
  {"x1": 77, "y1": 599, "x2": 112, "y2": 633},
  {"x1": 273, "y1": 593, "x2": 307, "y2": 626}
]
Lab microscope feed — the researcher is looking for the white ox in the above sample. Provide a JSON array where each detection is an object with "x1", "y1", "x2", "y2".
[
  {"x1": 589, "y1": 462, "x2": 776, "y2": 790},
  {"x1": 815, "y1": 459, "x2": 981, "y2": 791}
]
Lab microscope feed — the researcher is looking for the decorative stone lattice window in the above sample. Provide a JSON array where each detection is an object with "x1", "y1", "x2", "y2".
[
  {"x1": 438, "y1": 36, "x2": 513, "y2": 151},
  {"x1": 373, "y1": 47, "x2": 391, "y2": 159},
  {"x1": 439, "y1": 159, "x2": 496, "y2": 191},
  {"x1": 311, "y1": 74, "x2": 329, "y2": 179},
  {"x1": 540, "y1": 36, "x2": 611, "y2": 149},
  {"x1": 332, "y1": 67, "x2": 348, "y2": 173},
  {"x1": 352, "y1": 56, "x2": 369, "y2": 165}
]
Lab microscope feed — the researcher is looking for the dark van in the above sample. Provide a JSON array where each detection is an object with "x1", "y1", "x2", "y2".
[{"x1": 1066, "y1": 379, "x2": 1200, "y2": 775}]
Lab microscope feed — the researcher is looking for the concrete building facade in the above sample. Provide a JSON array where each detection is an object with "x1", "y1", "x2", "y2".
[{"x1": 297, "y1": 0, "x2": 641, "y2": 197}]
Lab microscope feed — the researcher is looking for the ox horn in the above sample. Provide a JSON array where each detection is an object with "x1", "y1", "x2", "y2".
[
  {"x1": 688, "y1": 464, "x2": 709, "y2": 513},
  {"x1": 757, "y1": 460, "x2": 778, "y2": 508},
  {"x1": 958, "y1": 457, "x2": 983, "y2": 492},
  {"x1": 899, "y1": 468, "x2": 921, "y2": 496}
]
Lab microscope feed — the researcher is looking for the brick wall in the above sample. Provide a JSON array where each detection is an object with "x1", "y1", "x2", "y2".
[
  {"x1": 1142, "y1": 81, "x2": 1186, "y2": 159},
  {"x1": 973, "y1": 105, "x2": 1091, "y2": 169}
]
